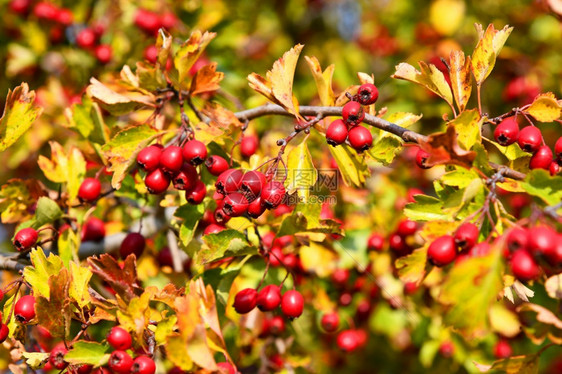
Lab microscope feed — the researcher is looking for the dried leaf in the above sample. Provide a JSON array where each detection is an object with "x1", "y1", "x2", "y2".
[
  {"x1": 174, "y1": 30, "x2": 216, "y2": 91},
  {"x1": 35, "y1": 270, "x2": 72, "y2": 339},
  {"x1": 87, "y1": 78, "x2": 155, "y2": 115},
  {"x1": 449, "y1": 50, "x2": 472, "y2": 112},
  {"x1": 419, "y1": 125, "x2": 476, "y2": 167},
  {"x1": 190, "y1": 63, "x2": 224, "y2": 95},
  {"x1": 474, "y1": 354, "x2": 539, "y2": 374},
  {"x1": 545, "y1": 274, "x2": 562, "y2": 299},
  {"x1": 88, "y1": 254, "x2": 141, "y2": 303}
]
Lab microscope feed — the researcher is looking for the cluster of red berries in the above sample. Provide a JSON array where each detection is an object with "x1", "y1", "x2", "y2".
[
  {"x1": 134, "y1": 8, "x2": 177, "y2": 36},
  {"x1": 367, "y1": 218, "x2": 419, "y2": 256},
  {"x1": 105, "y1": 326, "x2": 156, "y2": 374},
  {"x1": 494, "y1": 117, "x2": 561, "y2": 175},
  {"x1": 325, "y1": 83, "x2": 379, "y2": 152},
  {"x1": 136, "y1": 140, "x2": 208, "y2": 202},
  {"x1": 233, "y1": 286, "x2": 304, "y2": 320}
]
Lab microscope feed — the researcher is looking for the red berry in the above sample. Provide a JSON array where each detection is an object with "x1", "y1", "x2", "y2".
[
  {"x1": 216, "y1": 169, "x2": 244, "y2": 195},
  {"x1": 469, "y1": 242, "x2": 491, "y2": 257},
  {"x1": 233, "y1": 288, "x2": 258, "y2": 314},
  {"x1": 367, "y1": 233, "x2": 384, "y2": 251},
  {"x1": 389, "y1": 233, "x2": 408, "y2": 253},
  {"x1": 13, "y1": 227, "x2": 38, "y2": 251},
  {"x1": 160, "y1": 12, "x2": 178, "y2": 30},
  {"x1": 494, "y1": 117, "x2": 519, "y2": 146},
  {"x1": 33, "y1": 2, "x2": 58, "y2": 20},
  {"x1": 331, "y1": 268, "x2": 350, "y2": 287},
  {"x1": 172, "y1": 163, "x2": 198, "y2": 191},
  {"x1": 550, "y1": 162, "x2": 560, "y2": 176},
  {"x1": 14, "y1": 295, "x2": 36, "y2": 323},
  {"x1": 203, "y1": 223, "x2": 225, "y2": 235},
  {"x1": 131, "y1": 356, "x2": 156, "y2": 374},
  {"x1": 427, "y1": 235, "x2": 457, "y2": 267},
  {"x1": 415, "y1": 148, "x2": 431, "y2": 169},
  {"x1": 0, "y1": 289, "x2": 3, "y2": 301},
  {"x1": 56, "y1": 8, "x2": 73, "y2": 25},
  {"x1": 247, "y1": 196, "x2": 266, "y2": 218},
  {"x1": 357, "y1": 83, "x2": 379, "y2": 105},
  {"x1": 256, "y1": 285, "x2": 282, "y2": 312},
  {"x1": 510, "y1": 249, "x2": 540, "y2": 281},
  {"x1": 529, "y1": 145, "x2": 552, "y2": 170},
  {"x1": 222, "y1": 192, "x2": 249, "y2": 217},
  {"x1": 321, "y1": 312, "x2": 340, "y2": 333},
  {"x1": 76, "y1": 28, "x2": 97, "y2": 49},
  {"x1": 326, "y1": 119, "x2": 348, "y2": 146},
  {"x1": 144, "y1": 45, "x2": 158, "y2": 64},
  {"x1": 454, "y1": 222, "x2": 479, "y2": 251},
  {"x1": 337, "y1": 330, "x2": 359, "y2": 352},
  {"x1": 134, "y1": 9, "x2": 161, "y2": 34},
  {"x1": 160, "y1": 146, "x2": 184, "y2": 174},
  {"x1": 261, "y1": 181, "x2": 286, "y2": 209},
  {"x1": 0, "y1": 324, "x2": 9, "y2": 343},
  {"x1": 507, "y1": 227, "x2": 529, "y2": 252},
  {"x1": 240, "y1": 170, "x2": 266, "y2": 200},
  {"x1": 120, "y1": 233, "x2": 146, "y2": 259},
  {"x1": 281, "y1": 290, "x2": 304, "y2": 319},
  {"x1": 216, "y1": 362, "x2": 236, "y2": 374},
  {"x1": 348, "y1": 125, "x2": 373, "y2": 152},
  {"x1": 182, "y1": 140, "x2": 208, "y2": 166},
  {"x1": 240, "y1": 135, "x2": 259, "y2": 158},
  {"x1": 49, "y1": 342, "x2": 68, "y2": 370},
  {"x1": 494, "y1": 339, "x2": 512, "y2": 359},
  {"x1": 555, "y1": 137, "x2": 562, "y2": 159},
  {"x1": 78, "y1": 178, "x2": 102, "y2": 202},
  {"x1": 527, "y1": 225, "x2": 556, "y2": 260},
  {"x1": 81, "y1": 217, "x2": 105, "y2": 242},
  {"x1": 205, "y1": 155, "x2": 229, "y2": 176},
  {"x1": 145, "y1": 169, "x2": 170, "y2": 194},
  {"x1": 186, "y1": 180, "x2": 206, "y2": 204},
  {"x1": 265, "y1": 315, "x2": 286, "y2": 335},
  {"x1": 268, "y1": 246, "x2": 284, "y2": 266},
  {"x1": 137, "y1": 145, "x2": 162, "y2": 172},
  {"x1": 107, "y1": 326, "x2": 132, "y2": 350},
  {"x1": 439, "y1": 341, "x2": 454, "y2": 358},
  {"x1": 397, "y1": 219, "x2": 417, "y2": 237},
  {"x1": 517, "y1": 126, "x2": 543, "y2": 153},
  {"x1": 95, "y1": 45, "x2": 112, "y2": 64},
  {"x1": 109, "y1": 350, "x2": 134, "y2": 374},
  {"x1": 404, "y1": 281, "x2": 418, "y2": 295},
  {"x1": 9, "y1": 0, "x2": 31, "y2": 15},
  {"x1": 342, "y1": 101, "x2": 365, "y2": 126}
]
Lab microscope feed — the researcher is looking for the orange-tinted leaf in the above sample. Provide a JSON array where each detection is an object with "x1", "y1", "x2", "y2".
[
  {"x1": 474, "y1": 354, "x2": 539, "y2": 374},
  {"x1": 87, "y1": 78, "x2": 155, "y2": 115},
  {"x1": 87, "y1": 254, "x2": 141, "y2": 303},
  {"x1": 419, "y1": 125, "x2": 476, "y2": 167},
  {"x1": 190, "y1": 63, "x2": 224, "y2": 95},
  {"x1": 471, "y1": 24, "x2": 513, "y2": 85},
  {"x1": 35, "y1": 270, "x2": 72, "y2": 339},
  {"x1": 174, "y1": 30, "x2": 216, "y2": 90},
  {"x1": 449, "y1": 50, "x2": 472, "y2": 112},
  {"x1": 202, "y1": 103, "x2": 243, "y2": 130},
  {"x1": 0, "y1": 179, "x2": 44, "y2": 224},
  {"x1": 304, "y1": 56, "x2": 335, "y2": 106},
  {"x1": 392, "y1": 62, "x2": 454, "y2": 108}
]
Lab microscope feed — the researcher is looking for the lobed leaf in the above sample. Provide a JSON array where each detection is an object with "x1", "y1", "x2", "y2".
[
  {"x1": 23, "y1": 248, "x2": 64, "y2": 299},
  {"x1": 471, "y1": 24, "x2": 513, "y2": 85},
  {"x1": 524, "y1": 92, "x2": 561, "y2": 122},
  {"x1": 190, "y1": 63, "x2": 224, "y2": 95},
  {"x1": 64, "y1": 341, "x2": 110, "y2": 367},
  {"x1": 174, "y1": 30, "x2": 216, "y2": 91},
  {"x1": 304, "y1": 56, "x2": 335, "y2": 106},
  {"x1": 521, "y1": 169, "x2": 562, "y2": 205},
  {"x1": 449, "y1": 50, "x2": 472, "y2": 112},
  {"x1": 285, "y1": 139, "x2": 318, "y2": 199}
]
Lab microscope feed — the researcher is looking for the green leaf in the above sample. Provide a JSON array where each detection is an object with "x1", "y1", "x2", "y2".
[
  {"x1": 65, "y1": 97, "x2": 108, "y2": 144},
  {"x1": 521, "y1": 169, "x2": 562, "y2": 205},
  {"x1": 173, "y1": 30, "x2": 216, "y2": 91},
  {"x1": 404, "y1": 195, "x2": 451, "y2": 222},
  {"x1": 440, "y1": 167, "x2": 480, "y2": 188},
  {"x1": 486, "y1": 138, "x2": 530, "y2": 161},
  {"x1": 175, "y1": 203, "x2": 205, "y2": 247},
  {"x1": 277, "y1": 202, "x2": 341, "y2": 237},
  {"x1": 392, "y1": 62, "x2": 454, "y2": 108},
  {"x1": 197, "y1": 229, "x2": 257, "y2": 266},
  {"x1": 0, "y1": 83, "x2": 42, "y2": 152},
  {"x1": 329, "y1": 144, "x2": 370, "y2": 187},
  {"x1": 33, "y1": 197, "x2": 63, "y2": 228},
  {"x1": 155, "y1": 315, "x2": 178, "y2": 345},
  {"x1": 368, "y1": 136, "x2": 403, "y2": 165},
  {"x1": 64, "y1": 341, "x2": 110, "y2": 367},
  {"x1": 396, "y1": 246, "x2": 429, "y2": 284},
  {"x1": 58, "y1": 229, "x2": 79, "y2": 267},
  {"x1": 474, "y1": 354, "x2": 539, "y2": 373},
  {"x1": 449, "y1": 109, "x2": 482, "y2": 150},
  {"x1": 23, "y1": 249, "x2": 64, "y2": 299},
  {"x1": 285, "y1": 139, "x2": 318, "y2": 199}
]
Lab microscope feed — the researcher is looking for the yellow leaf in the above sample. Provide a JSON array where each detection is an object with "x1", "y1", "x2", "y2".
[
  {"x1": 285, "y1": 138, "x2": 318, "y2": 199},
  {"x1": 88, "y1": 78, "x2": 155, "y2": 115},
  {"x1": 329, "y1": 144, "x2": 370, "y2": 187},
  {"x1": 117, "y1": 292, "x2": 152, "y2": 343},
  {"x1": 69, "y1": 262, "x2": 93, "y2": 309},
  {"x1": 545, "y1": 274, "x2": 562, "y2": 299},
  {"x1": 525, "y1": 92, "x2": 561, "y2": 122},
  {"x1": 449, "y1": 50, "x2": 472, "y2": 112},
  {"x1": 300, "y1": 242, "x2": 337, "y2": 277},
  {"x1": 23, "y1": 248, "x2": 65, "y2": 299},
  {"x1": 489, "y1": 303, "x2": 521, "y2": 338},
  {"x1": 392, "y1": 62, "x2": 454, "y2": 108},
  {"x1": 166, "y1": 336, "x2": 194, "y2": 371},
  {"x1": 304, "y1": 56, "x2": 335, "y2": 106},
  {"x1": 190, "y1": 63, "x2": 224, "y2": 95},
  {"x1": 430, "y1": 0, "x2": 465, "y2": 36},
  {"x1": 174, "y1": 30, "x2": 216, "y2": 91},
  {"x1": 449, "y1": 109, "x2": 482, "y2": 150},
  {"x1": 471, "y1": 24, "x2": 513, "y2": 85}
]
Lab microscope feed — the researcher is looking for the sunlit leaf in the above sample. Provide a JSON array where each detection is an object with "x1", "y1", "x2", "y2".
[
  {"x1": 35, "y1": 269, "x2": 72, "y2": 339},
  {"x1": 521, "y1": 169, "x2": 562, "y2": 205},
  {"x1": 449, "y1": 109, "x2": 481, "y2": 150},
  {"x1": 174, "y1": 30, "x2": 216, "y2": 91},
  {"x1": 64, "y1": 341, "x2": 110, "y2": 367},
  {"x1": 190, "y1": 63, "x2": 224, "y2": 95},
  {"x1": 23, "y1": 248, "x2": 64, "y2": 299},
  {"x1": 69, "y1": 262, "x2": 93, "y2": 308},
  {"x1": 524, "y1": 92, "x2": 561, "y2": 122},
  {"x1": 88, "y1": 78, "x2": 155, "y2": 115},
  {"x1": 545, "y1": 274, "x2": 562, "y2": 299},
  {"x1": 304, "y1": 56, "x2": 335, "y2": 106},
  {"x1": 197, "y1": 229, "x2": 257, "y2": 266},
  {"x1": 285, "y1": 139, "x2": 317, "y2": 199},
  {"x1": 329, "y1": 144, "x2": 370, "y2": 187},
  {"x1": 0, "y1": 179, "x2": 44, "y2": 224},
  {"x1": 474, "y1": 354, "x2": 539, "y2": 374},
  {"x1": 0, "y1": 83, "x2": 42, "y2": 152},
  {"x1": 449, "y1": 50, "x2": 472, "y2": 112},
  {"x1": 471, "y1": 24, "x2": 513, "y2": 85}
]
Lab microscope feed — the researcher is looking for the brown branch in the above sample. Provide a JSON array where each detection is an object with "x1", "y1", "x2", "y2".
[{"x1": 0, "y1": 255, "x2": 28, "y2": 272}]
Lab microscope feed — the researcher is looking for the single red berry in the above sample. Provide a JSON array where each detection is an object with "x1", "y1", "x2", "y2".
[
  {"x1": 415, "y1": 148, "x2": 431, "y2": 169},
  {"x1": 56, "y1": 8, "x2": 73, "y2": 25},
  {"x1": 357, "y1": 83, "x2": 379, "y2": 105},
  {"x1": 510, "y1": 249, "x2": 540, "y2": 281},
  {"x1": 137, "y1": 145, "x2": 162, "y2": 172},
  {"x1": 268, "y1": 246, "x2": 284, "y2": 266},
  {"x1": 109, "y1": 350, "x2": 134, "y2": 374},
  {"x1": 107, "y1": 326, "x2": 132, "y2": 350},
  {"x1": 550, "y1": 161, "x2": 560, "y2": 176},
  {"x1": 281, "y1": 290, "x2": 304, "y2": 319},
  {"x1": 266, "y1": 315, "x2": 285, "y2": 335},
  {"x1": 216, "y1": 169, "x2": 244, "y2": 195},
  {"x1": 494, "y1": 339, "x2": 512, "y2": 359},
  {"x1": 143, "y1": 45, "x2": 158, "y2": 64},
  {"x1": 507, "y1": 227, "x2": 528, "y2": 252},
  {"x1": 9, "y1": 0, "x2": 31, "y2": 15},
  {"x1": 14, "y1": 295, "x2": 36, "y2": 323},
  {"x1": 145, "y1": 169, "x2": 170, "y2": 194},
  {"x1": 261, "y1": 181, "x2": 286, "y2": 209},
  {"x1": 256, "y1": 285, "x2": 282, "y2": 312},
  {"x1": 337, "y1": 330, "x2": 359, "y2": 352},
  {"x1": 82, "y1": 217, "x2": 105, "y2": 242},
  {"x1": 321, "y1": 312, "x2": 340, "y2": 333},
  {"x1": 469, "y1": 242, "x2": 491, "y2": 257},
  {"x1": 527, "y1": 225, "x2": 556, "y2": 260},
  {"x1": 529, "y1": 145, "x2": 553, "y2": 170},
  {"x1": 555, "y1": 137, "x2": 562, "y2": 159},
  {"x1": 223, "y1": 192, "x2": 249, "y2": 217},
  {"x1": 427, "y1": 235, "x2": 457, "y2": 267},
  {"x1": 216, "y1": 362, "x2": 236, "y2": 374},
  {"x1": 131, "y1": 356, "x2": 156, "y2": 374},
  {"x1": 240, "y1": 170, "x2": 266, "y2": 200},
  {"x1": 134, "y1": 9, "x2": 162, "y2": 34},
  {"x1": 326, "y1": 119, "x2": 348, "y2": 146},
  {"x1": 0, "y1": 324, "x2": 9, "y2": 343},
  {"x1": 0, "y1": 289, "x2": 4, "y2": 301},
  {"x1": 348, "y1": 125, "x2": 373, "y2": 152},
  {"x1": 517, "y1": 126, "x2": 543, "y2": 153},
  {"x1": 160, "y1": 146, "x2": 184, "y2": 174},
  {"x1": 186, "y1": 180, "x2": 206, "y2": 204},
  {"x1": 404, "y1": 281, "x2": 418, "y2": 295},
  {"x1": 247, "y1": 196, "x2": 266, "y2": 218},
  {"x1": 396, "y1": 219, "x2": 417, "y2": 237},
  {"x1": 95, "y1": 45, "x2": 112, "y2": 64},
  {"x1": 120, "y1": 233, "x2": 146, "y2": 259},
  {"x1": 342, "y1": 101, "x2": 365, "y2": 126},
  {"x1": 494, "y1": 117, "x2": 519, "y2": 146},
  {"x1": 205, "y1": 155, "x2": 229, "y2": 176},
  {"x1": 233, "y1": 288, "x2": 258, "y2": 314},
  {"x1": 331, "y1": 268, "x2": 350, "y2": 287},
  {"x1": 76, "y1": 28, "x2": 97, "y2": 49},
  {"x1": 240, "y1": 135, "x2": 259, "y2": 158},
  {"x1": 389, "y1": 233, "x2": 408, "y2": 253},
  {"x1": 160, "y1": 12, "x2": 178, "y2": 30},
  {"x1": 172, "y1": 163, "x2": 198, "y2": 191},
  {"x1": 75, "y1": 365, "x2": 93, "y2": 374},
  {"x1": 182, "y1": 140, "x2": 208, "y2": 166},
  {"x1": 356, "y1": 300, "x2": 372, "y2": 321},
  {"x1": 13, "y1": 227, "x2": 38, "y2": 251},
  {"x1": 454, "y1": 222, "x2": 479, "y2": 251},
  {"x1": 439, "y1": 341, "x2": 454, "y2": 358},
  {"x1": 203, "y1": 223, "x2": 225, "y2": 235},
  {"x1": 367, "y1": 233, "x2": 384, "y2": 251},
  {"x1": 49, "y1": 342, "x2": 68, "y2": 370},
  {"x1": 78, "y1": 178, "x2": 102, "y2": 202},
  {"x1": 33, "y1": 2, "x2": 58, "y2": 20}
]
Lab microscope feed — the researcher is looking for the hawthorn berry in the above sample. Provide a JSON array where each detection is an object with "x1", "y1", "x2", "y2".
[
  {"x1": 137, "y1": 145, "x2": 162, "y2": 172},
  {"x1": 203, "y1": 223, "x2": 225, "y2": 235},
  {"x1": 454, "y1": 222, "x2": 479, "y2": 251},
  {"x1": 240, "y1": 135, "x2": 259, "y2": 158},
  {"x1": 555, "y1": 137, "x2": 562, "y2": 159},
  {"x1": 396, "y1": 219, "x2": 417, "y2": 237},
  {"x1": 326, "y1": 119, "x2": 348, "y2": 146},
  {"x1": 216, "y1": 169, "x2": 244, "y2": 195},
  {"x1": 145, "y1": 169, "x2": 170, "y2": 194},
  {"x1": 107, "y1": 326, "x2": 132, "y2": 350},
  {"x1": 33, "y1": 2, "x2": 58, "y2": 20},
  {"x1": 527, "y1": 225, "x2": 556, "y2": 260},
  {"x1": 160, "y1": 12, "x2": 178, "y2": 30},
  {"x1": 13, "y1": 227, "x2": 38, "y2": 251},
  {"x1": 268, "y1": 246, "x2": 285, "y2": 266},
  {"x1": 415, "y1": 148, "x2": 431, "y2": 169},
  {"x1": 75, "y1": 365, "x2": 94, "y2": 374},
  {"x1": 14, "y1": 295, "x2": 36, "y2": 323},
  {"x1": 348, "y1": 125, "x2": 373, "y2": 152},
  {"x1": 331, "y1": 268, "x2": 350, "y2": 287},
  {"x1": 389, "y1": 233, "x2": 408, "y2": 253},
  {"x1": 256, "y1": 285, "x2": 282, "y2": 311},
  {"x1": 427, "y1": 235, "x2": 457, "y2": 266},
  {"x1": 49, "y1": 342, "x2": 68, "y2": 370},
  {"x1": 143, "y1": 45, "x2": 158, "y2": 64},
  {"x1": 182, "y1": 140, "x2": 208, "y2": 166},
  {"x1": 261, "y1": 181, "x2": 286, "y2": 209},
  {"x1": 506, "y1": 227, "x2": 528, "y2": 251},
  {"x1": 76, "y1": 28, "x2": 97, "y2": 49},
  {"x1": 0, "y1": 324, "x2": 9, "y2": 343},
  {"x1": 510, "y1": 249, "x2": 540, "y2": 281},
  {"x1": 223, "y1": 192, "x2": 249, "y2": 217},
  {"x1": 247, "y1": 196, "x2": 266, "y2": 218},
  {"x1": 367, "y1": 233, "x2": 384, "y2": 251},
  {"x1": 233, "y1": 288, "x2": 258, "y2": 314},
  {"x1": 550, "y1": 161, "x2": 560, "y2": 176},
  {"x1": 439, "y1": 341, "x2": 454, "y2": 358},
  {"x1": 9, "y1": 0, "x2": 31, "y2": 15},
  {"x1": 216, "y1": 362, "x2": 236, "y2": 374},
  {"x1": 494, "y1": 117, "x2": 519, "y2": 146},
  {"x1": 529, "y1": 145, "x2": 552, "y2": 170},
  {"x1": 160, "y1": 146, "x2": 184, "y2": 174},
  {"x1": 172, "y1": 163, "x2": 198, "y2": 191},
  {"x1": 342, "y1": 101, "x2": 365, "y2": 126},
  {"x1": 240, "y1": 170, "x2": 266, "y2": 200},
  {"x1": 95, "y1": 45, "x2": 112, "y2": 64},
  {"x1": 82, "y1": 217, "x2": 106, "y2": 242},
  {"x1": 281, "y1": 290, "x2": 304, "y2": 319},
  {"x1": 134, "y1": 9, "x2": 161, "y2": 34},
  {"x1": 205, "y1": 155, "x2": 229, "y2": 176},
  {"x1": 78, "y1": 177, "x2": 102, "y2": 202},
  {"x1": 186, "y1": 180, "x2": 207, "y2": 204},
  {"x1": 120, "y1": 233, "x2": 146, "y2": 259},
  {"x1": 357, "y1": 83, "x2": 379, "y2": 105},
  {"x1": 517, "y1": 126, "x2": 542, "y2": 153},
  {"x1": 337, "y1": 330, "x2": 359, "y2": 352},
  {"x1": 494, "y1": 339, "x2": 512, "y2": 359},
  {"x1": 266, "y1": 315, "x2": 286, "y2": 335},
  {"x1": 321, "y1": 312, "x2": 340, "y2": 333},
  {"x1": 131, "y1": 356, "x2": 156, "y2": 374},
  {"x1": 109, "y1": 350, "x2": 134, "y2": 374},
  {"x1": 56, "y1": 8, "x2": 73, "y2": 25}
]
